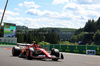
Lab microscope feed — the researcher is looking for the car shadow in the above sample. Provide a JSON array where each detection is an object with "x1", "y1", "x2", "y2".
[
  {"x1": 9, "y1": 55, "x2": 62, "y2": 62},
  {"x1": 9, "y1": 55, "x2": 18, "y2": 57},
  {"x1": 41, "y1": 59, "x2": 62, "y2": 62},
  {"x1": 23, "y1": 58, "x2": 62, "y2": 62}
]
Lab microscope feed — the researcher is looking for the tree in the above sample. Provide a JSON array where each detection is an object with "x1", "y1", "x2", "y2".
[
  {"x1": 74, "y1": 28, "x2": 83, "y2": 35},
  {"x1": 45, "y1": 30, "x2": 52, "y2": 43},
  {"x1": 96, "y1": 17, "x2": 100, "y2": 30},
  {"x1": 84, "y1": 19, "x2": 95, "y2": 32},
  {"x1": 50, "y1": 30, "x2": 60, "y2": 44},
  {"x1": 77, "y1": 32, "x2": 85, "y2": 41},
  {"x1": 71, "y1": 17, "x2": 100, "y2": 45},
  {"x1": 0, "y1": 26, "x2": 4, "y2": 37},
  {"x1": 93, "y1": 30, "x2": 100, "y2": 45},
  {"x1": 83, "y1": 19, "x2": 95, "y2": 44},
  {"x1": 16, "y1": 34, "x2": 24, "y2": 43},
  {"x1": 71, "y1": 35, "x2": 78, "y2": 43}
]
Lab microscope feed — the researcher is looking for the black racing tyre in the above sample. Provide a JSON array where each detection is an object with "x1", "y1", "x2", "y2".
[
  {"x1": 51, "y1": 49, "x2": 59, "y2": 61},
  {"x1": 52, "y1": 52, "x2": 59, "y2": 61},
  {"x1": 52, "y1": 58, "x2": 58, "y2": 61},
  {"x1": 26, "y1": 49, "x2": 33, "y2": 60},
  {"x1": 12, "y1": 47, "x2": 20, "y2": 56},
  {"x1": 61, "y1": 53, "x2": 64, "y2": 59}
]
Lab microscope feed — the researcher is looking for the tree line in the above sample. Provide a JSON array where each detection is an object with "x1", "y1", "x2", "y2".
[
  {"x1": 16, "y1": 29, "x2": 60, "y2": 44},
  {"x1": 71, "y1": 17, "x2": 100, "y2": 45},
  {"x1": 0, "y1": 26, "x2": 60, "y2": 44}
]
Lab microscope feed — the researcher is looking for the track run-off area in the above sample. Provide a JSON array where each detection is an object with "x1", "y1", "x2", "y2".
[{"x1": 0, "y1": 46, "x2": 100, "y2": 66}]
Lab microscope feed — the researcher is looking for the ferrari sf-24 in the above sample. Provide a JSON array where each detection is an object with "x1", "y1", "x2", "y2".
[{"x1": 12, "y1": 43, "x2": 64, "y2": 61}]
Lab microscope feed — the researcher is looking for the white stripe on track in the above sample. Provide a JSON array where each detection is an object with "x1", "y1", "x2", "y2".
[{"x1": 62, "y1": 52, "x2": 100, "y2": 58}]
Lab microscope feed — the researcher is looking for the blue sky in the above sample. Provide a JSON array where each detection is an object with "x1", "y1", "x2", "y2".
[{"x1": 0, "y1": 0, "x2": 100, "y2": 29}]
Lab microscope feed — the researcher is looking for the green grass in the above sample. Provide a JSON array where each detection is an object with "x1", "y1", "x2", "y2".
[
  {"x1": 58, "y1": 28, "x2": 77, "y2": 32},
  {"x1": 40, "y1": 27, "x2": 77, "y2": 32},
  {"x1": 59, "y1": 41, "x2": 77, "y2": 45},
  {"x1": 17, "y1": 27, "x2": 77, "y2": 32},
  {"x1": 4, "y1": 30, "x2": 12, "y2": 34},
  {"x1": 38, "y1": 41, "x2": 50, "y2": 45}
]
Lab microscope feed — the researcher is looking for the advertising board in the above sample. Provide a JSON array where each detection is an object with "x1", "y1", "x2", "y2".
[{"x1": 4, "y1": 23, "x2": 16, "y2": 37}]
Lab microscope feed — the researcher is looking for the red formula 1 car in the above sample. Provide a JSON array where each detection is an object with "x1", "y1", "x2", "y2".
[{"x1": 12, "y1": 43, "x2": 64, "y2": 61}]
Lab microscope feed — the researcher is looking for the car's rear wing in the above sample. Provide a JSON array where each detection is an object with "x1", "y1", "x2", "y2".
[{"x1": 17, "y1": 43, "x2": 30, "y2": 47}]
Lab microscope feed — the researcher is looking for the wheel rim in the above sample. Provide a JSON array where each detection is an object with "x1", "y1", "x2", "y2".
[
  {"x1": 12, "y1": 48, "x2": 14, "y2": 55},
  {"x1": 30, "y1": 51, "x2": 33, "y2": 56}
]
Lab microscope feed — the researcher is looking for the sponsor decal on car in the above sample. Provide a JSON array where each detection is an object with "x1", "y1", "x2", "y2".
[{"x1": 38, "y1": 55, "x2": 46, "y2": 57}]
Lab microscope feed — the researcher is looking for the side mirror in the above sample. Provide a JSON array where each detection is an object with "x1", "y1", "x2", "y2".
[{"x1": 45, "y1": 48, "x2": 47, "y2": 50}]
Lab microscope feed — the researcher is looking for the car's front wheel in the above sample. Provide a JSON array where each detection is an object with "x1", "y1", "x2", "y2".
[
  {"x1": 51, "y1": 48, "x2": 59, "y2": 61},
  {"x1": 26, "y1": 49, "x2": 31, "y2": 59},
  {"x1": 26, "y1": 48, "x2": 34, "y2": 60}
]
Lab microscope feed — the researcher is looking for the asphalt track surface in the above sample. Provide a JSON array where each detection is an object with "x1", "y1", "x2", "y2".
[{"x1": 0, "y1": 46, "x2": 100, "y2": 66}]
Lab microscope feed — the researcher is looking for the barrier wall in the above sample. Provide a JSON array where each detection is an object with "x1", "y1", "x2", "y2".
[
  {"x1": 0, "y1": 42, "x2": 17, "y2": 45},
  {"x1": 41, "y1": 45, "x2": 100, "y2": 55},
  {"x1": 0, "y1": 42, "x2": 100, "y2": 55},
  {"x1": 41, "y1": 45, "x2": 50, "y2": 50}
]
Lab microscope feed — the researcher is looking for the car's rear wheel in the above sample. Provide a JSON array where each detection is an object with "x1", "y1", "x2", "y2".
[
  {"x1": 12, "y1": 47, "x2": 20, "y2": 56},
  {"x1": 12, "y1": 47, "x2": 15, "y2": 56}
]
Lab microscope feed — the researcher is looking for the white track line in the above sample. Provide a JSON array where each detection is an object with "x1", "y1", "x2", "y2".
[{"x1": 62, "y1": 52, "x2": 100, "y2": 58}]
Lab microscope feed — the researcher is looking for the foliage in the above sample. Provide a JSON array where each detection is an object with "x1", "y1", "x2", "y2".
[
  {"x1": 41, "y1": 28, "x2": 76, "y2": 40},
  {"x1": 71, "y1": 17, "x2": 100, "y2": 45},
  {"x1": 41, "y1": 28, "x2": 76, "y2": 32},
  {"x1": 16, "y1": 29, "x2": 60, "y2": 44},
  {"x1": 71, "y1": 35, "x2": 78, "y2": 42},
  {"x1": 50, "y1": 29, "x2": 60, "y2": 44},
  {"x1": 38, "y1": 41, "x2": 50, "y2": 45},
  {"x1": 0, "y1": 26, "x2": 60, "y2": 44},
  {"x1": 90, "y1": 42, "x2": 95, "y2": 45},
  {"x1": 93, "y1": 30, "x2": 100, "y2": 45},
  {"x1": 71, "y1": 32, "x2": 85, "y2": 44},
  {"x1": 0, "y1": 26, "x2": 4, "y2": 37},
  {"x1": 74, "y1": 28, "x2": 83, "y2": 35},
  {"x1": 59, "y1": 41, "x2": 74, "y2": 45},
  {"x1": 84, "y1": 19, "x2": 96, "y2": 32}
]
